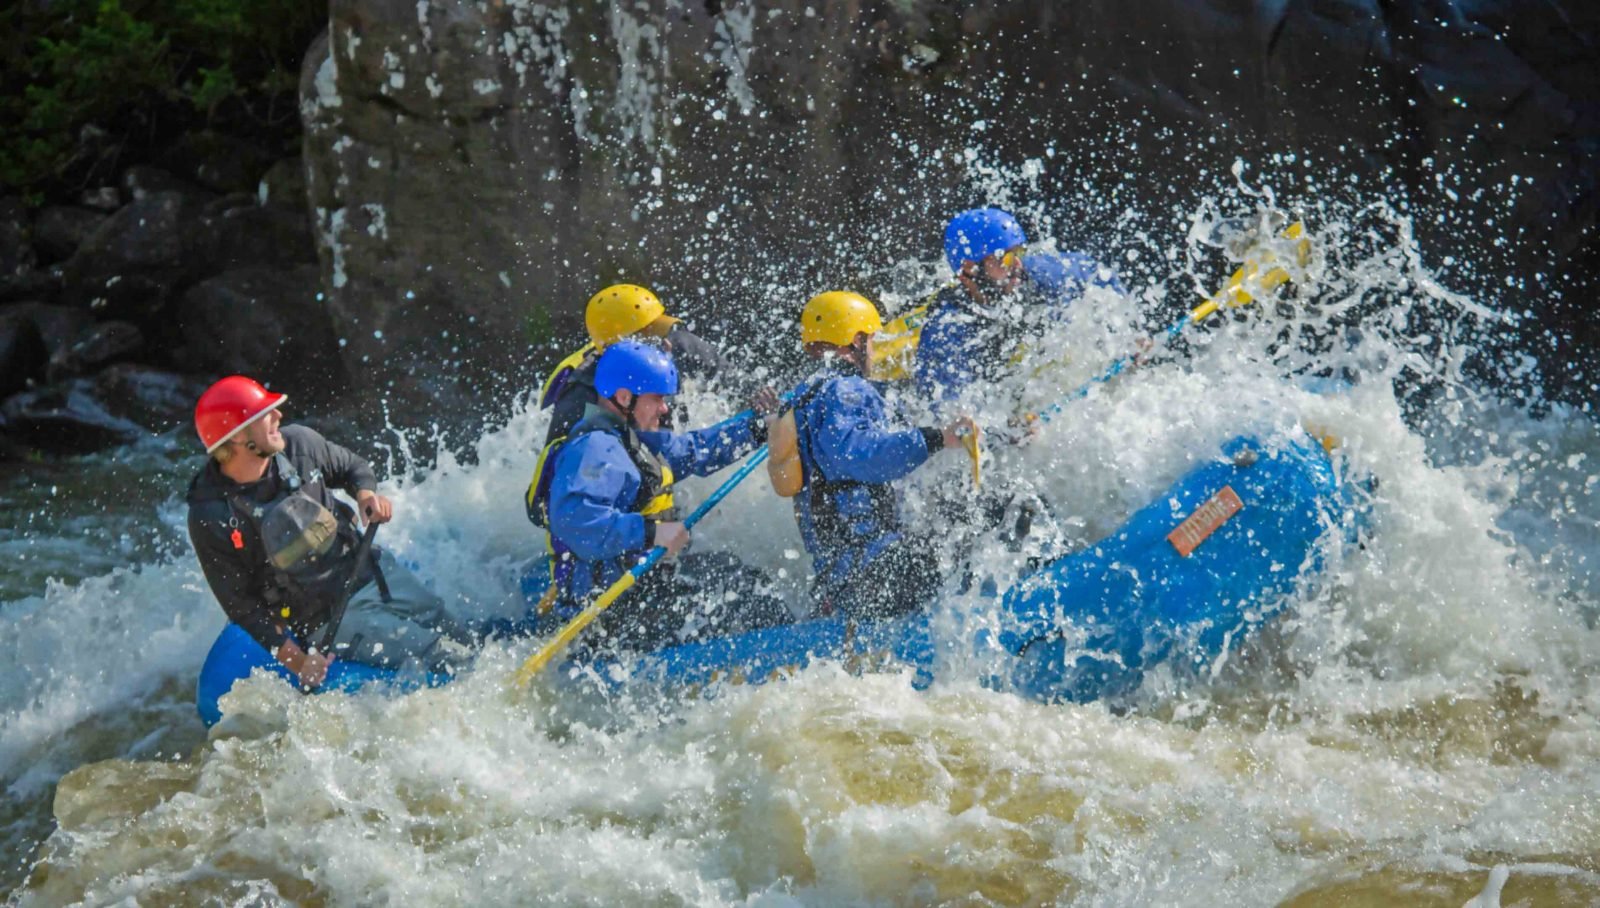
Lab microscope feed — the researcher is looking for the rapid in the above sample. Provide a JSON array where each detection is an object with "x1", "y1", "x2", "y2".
[{"x1": 4, "y1": 164, "x2": 1599, "y2": 906}]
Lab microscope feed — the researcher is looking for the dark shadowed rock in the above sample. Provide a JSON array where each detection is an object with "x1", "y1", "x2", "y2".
[
  {"x1": 0, "y1": 364, "x2": 207, "y2": 455},
  {"x1": 161, "y1": 131, "x2": 278, "y2": 196},
  {"x1": 46, "y1": 321, "x2": 143, "y2": 382},
  {"x1": 33, "y1": 207, "x2": 110, "y2": 264},
  {"x1": 174, "y1": 265, "x2": 342, "y2": 395},
  {"x1": 0, "y1": 310, "x2": 48, "y2": 398},
  {"x1": 0, "y1": 301, "x2": 91, "y2": 385},
  {"x1": 90, "y1": 364, "x2": 210, "y2": 436},
  {"x1": 61, "y1": 191, "x2": 213, "y2": 320},
  {"x1": 0, "y1": 378, "x2": 151, "y2": 453},
  {"x1": 0, "y1": 197, "x2": 34, "y2": 279},
  {"x1": 79, "y1": 187, "x2": 122, "y2": 212},
  {"x1": 121, "y1": 165, "x2": 211, "y2": 204},
  {"x1": 0, "y1": 302, "x2": 93, "y2": 360},
  {"x1": 198, "y1": 201, "x2": 319, "y2": 271},
  {"x1": 0, "y1": 265, "x2": 63, "y2": 306},
  {"x1": 259, "y1": 157, "x2": 309, "y2": 209}
]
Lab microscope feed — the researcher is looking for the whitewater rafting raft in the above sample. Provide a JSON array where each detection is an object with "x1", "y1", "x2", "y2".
[{"x1": 197, "y1": 430, "x2": 1364, "y2": 725}]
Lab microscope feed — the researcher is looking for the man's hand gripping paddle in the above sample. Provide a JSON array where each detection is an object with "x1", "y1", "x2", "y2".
[{"x1": 512, "y1": 446, "x2": 772, "y2": 688}]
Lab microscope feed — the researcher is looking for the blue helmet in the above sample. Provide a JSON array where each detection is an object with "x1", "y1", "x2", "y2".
[
  {"x1": 943, "y1": 208, "x2": 1027, "y2": 274},
  {"x1": 594, "y1": 340, "x2": 679, "y2": 398}
]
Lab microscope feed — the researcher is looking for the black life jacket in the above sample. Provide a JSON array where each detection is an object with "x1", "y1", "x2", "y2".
[{"x1": 218, "y1": 454, "x2": 382, "y2": 634}]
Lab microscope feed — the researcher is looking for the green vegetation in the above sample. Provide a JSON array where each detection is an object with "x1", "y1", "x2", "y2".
[{"x1": 1, "y1": 0, "x2": 325, "y2": 202}]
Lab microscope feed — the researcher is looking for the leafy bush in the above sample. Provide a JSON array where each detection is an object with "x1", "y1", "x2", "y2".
[{"x1": 1, "y1": 0, "x2": 324, "y2": 202}]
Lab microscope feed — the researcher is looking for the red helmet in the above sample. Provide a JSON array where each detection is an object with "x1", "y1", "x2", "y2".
[{"x1": 195, "y1": 376, "x2": 287, "y2": 453}]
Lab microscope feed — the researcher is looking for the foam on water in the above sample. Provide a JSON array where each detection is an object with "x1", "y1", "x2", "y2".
[{"x1": 5, "y1": 178, "x2": 1600, "y2": 904}]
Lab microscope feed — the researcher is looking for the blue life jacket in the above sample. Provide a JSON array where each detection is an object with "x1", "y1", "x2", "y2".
[
  {"x1": 790, "y1": 370, "x2": 931, "y2": 589},
  {"x1": 544, "y1": 406, "x2": 759, "y2": 613},
  {"x1": 914, "y1": 285, "x2": 1023, "y2": 404}
]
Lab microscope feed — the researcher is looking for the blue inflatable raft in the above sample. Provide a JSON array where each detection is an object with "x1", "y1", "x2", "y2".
[{"x1": 197, "y1": 431, "x2": 1363, "y2": 725}]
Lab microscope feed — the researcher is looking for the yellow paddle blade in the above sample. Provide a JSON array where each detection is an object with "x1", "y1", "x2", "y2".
[
  {"x1": 960, "y1": 424, "x2": 982, "y2": 487},
  {"x1": 534, "y1": 584, "x2": 559, "y2": 615},
  {"x1": 512, "y1": 571, "x2": 638, "y2": 688},
  {"x1": 1197, "y1": 220, "x2": 1311, "y2": 318}
]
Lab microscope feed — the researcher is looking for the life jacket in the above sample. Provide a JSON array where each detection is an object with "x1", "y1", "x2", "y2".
[
  {"x1": 786, "y1": 377, "x2": 903, "y2": 565},
  {"x1": 523, "y1": 418, "x2": 678, "y2": 607},
  {"x1": 538, "y1": 343, "x2": 598, "y2": 410},
  {"x1": 865, "y1": 282, "x2": 957, "y2": 382},
  {"x1": 215, "y1": 454, "x2": 385, "y2": 635}
]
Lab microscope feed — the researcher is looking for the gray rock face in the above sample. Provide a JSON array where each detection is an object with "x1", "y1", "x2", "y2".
[{"x1": 300, "y1": 0, "x2": 1599, "y2": 406}]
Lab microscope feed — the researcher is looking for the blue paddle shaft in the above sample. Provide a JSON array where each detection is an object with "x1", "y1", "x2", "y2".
[
  {"x1": 627, "y1": 445, "x2": 771, "y2": 580},
  {"x1": 1041, "y1": 310, "x2": 1195, "y2": 422}
]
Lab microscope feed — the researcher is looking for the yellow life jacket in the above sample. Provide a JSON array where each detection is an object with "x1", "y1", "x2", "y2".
[
  {"x1": 538, "y1": 342, "x2": 597, "y2": 410},
  {"x1": 867, "y1": 304, "x2": 928, "y2": 381},
  {"x1": 865, "y1": 282, "x2": 957, "y2": 381}
]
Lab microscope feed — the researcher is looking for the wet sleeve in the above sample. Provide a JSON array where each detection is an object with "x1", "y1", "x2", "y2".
[
  {"x1": 638, "y1": 412, "x2": 760, "y2": 478},
  {"x1": 291, "y1": 426, "x2": 378, "y2": 495},
  {"x1": 813, "y1": 380, "x2": 930, "y2": 484},
  {"x1": 548, "y1": 436, "x2": 648, "y2": 561},
  {"x1": 666, "y1": 325, "x2": 730, "y2": 380},
  {"x1": 188, "y1": 511, "x2": 284, "y2": 650}
]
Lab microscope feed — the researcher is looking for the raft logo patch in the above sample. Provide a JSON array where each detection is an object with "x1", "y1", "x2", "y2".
[{"x1": 1168, "y1": 486, "x2": 1243, "y2": 557}]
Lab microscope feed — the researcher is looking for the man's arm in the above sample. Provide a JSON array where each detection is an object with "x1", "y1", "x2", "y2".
[
  {"x1": 665, "y1": 324, "x2": 730, "y2": 379},
  {"x1": 286, "y1": 425, "x2": 378, "y2": 497},
  {"x1": 284, "y1": 425, "x2": 391, "y2": 522},
  {"x1": 638, "y1": 411, "x2": 762, "y2": 479},
  {"x1": 814, "y1": 380, "x2": 932, "y2": 484}
]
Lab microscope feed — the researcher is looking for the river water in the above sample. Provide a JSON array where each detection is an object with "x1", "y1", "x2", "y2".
[{"x1": 3, "y1": 181, "x2": 1598, "y2": 905}]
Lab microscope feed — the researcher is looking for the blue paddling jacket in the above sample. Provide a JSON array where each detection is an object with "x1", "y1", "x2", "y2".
[
  {"x1": 916, "y1": 251, "x2": 1123, "y2": 403},
  {"x1": 547, "y1": 405, "x2": 760, "y2": 609},
  {"x1": 791, "y1": 369, "x2": 940, "y2": 590}
]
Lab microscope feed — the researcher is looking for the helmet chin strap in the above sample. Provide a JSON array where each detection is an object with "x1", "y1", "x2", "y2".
[
  {"x1": 610, "y1": 392, "x2": 639, "y2": 428},
  {"x1": 243, "y1": 438, "x2": 272, "y2": 458}
]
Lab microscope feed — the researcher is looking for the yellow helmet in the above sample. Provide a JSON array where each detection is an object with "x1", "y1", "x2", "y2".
[
  {"x1": 800, "y1": 291, "x2": 883, "y2": 347},
  {"x1": 585, "y1": 284, "x2": 678, "y2": 347}
]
